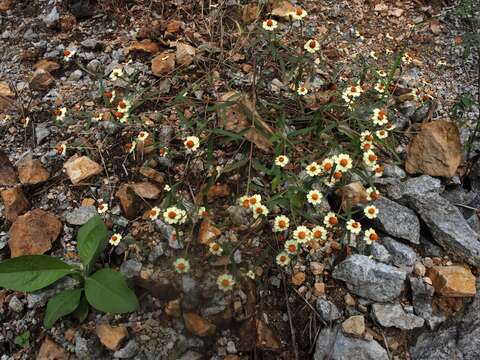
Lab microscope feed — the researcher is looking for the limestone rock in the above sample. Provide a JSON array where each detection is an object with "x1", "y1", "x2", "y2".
[
  {"x1": 130, "y1": 39, "x2": 160, "y2": 54},
  {"x1": 36, "y1": 338, "x2": 68, "y2": 360},
  {"x1": 0, "y1": 151, "x2": 18, "y2": 186},
  {"x1": 316, "y1": 298, "x2": 341, "y2": 321},
  {"x1": 17, "y1": 158, "x2": 50, "y2": 185},
  {"x1": 381, "y1": 237, "x2": 417, "y2": 272},
  {"x1": 183, "y1": 312, "x2": 216, "y2": 337},
  {"x1": 130, "y1": 182, "x2": 161, "y2": 199},
  {"x1": 427, "y1": 265, "x2": 476, "y2": 297},
  {"x1": 372, "y1": 302, "x2": 424, "y2": 330},
  {"x1": 139, "y1": 167, "x2": 164, "y2": 184},
  {"x1": 176, "y1": 43, "x2": 196, "y2": 67},
  {"x1": 151, "y1": 53, "x2": 175, "y2": 76},
  {"x1": 342, "y1": 315, "x2": 365, "y2": 336},
  {"x1": 63, "y1": 155, "x2": 103, "y2": 185},
  {"x1": 115, "y1": 184, "x2": 142, "y2": 220},
  {"x1": 1, "y1": 187, "x2": 29, "y2": 222},
  {"x1": 30, "y1": 69, "x2": 55, "y2": 90},
  {"x1": 96, "y1": 324, "x2": 128, "y2": 351}
]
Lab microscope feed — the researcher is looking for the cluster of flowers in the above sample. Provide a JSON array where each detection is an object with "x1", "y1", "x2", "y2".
[
  {"x1": 305, "y1": 153, "x2": 355, "y2": 187},
  {"x1": 238, "y1": 194, "x2": 269, "y2": 219}
]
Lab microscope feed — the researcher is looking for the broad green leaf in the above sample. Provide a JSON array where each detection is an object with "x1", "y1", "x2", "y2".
[
  {"x1": 0, "y1": 255, "x2": 76, "y2": 292},
  {"x1": 85, "y1": 268, "x2": 139, "y2": 313},
  {"x1": 73, "y1": 295, "x2": 89, "y2": 323},
  {"x1": 77, "y1": 215, "x2": 108, "y2": 273},
  {"x1": 14, "y1": 331, "x2": 30, "y2": 347},
  {"x1": 43, "y1": 288, "x2": 82, "y2": 329}
]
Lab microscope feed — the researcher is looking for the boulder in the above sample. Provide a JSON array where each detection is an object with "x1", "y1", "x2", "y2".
[
  {"x1": 427, "y1": 265, "x2": 476, "y2": 297},
  {"x1": 0, "y1": 151, "x2": 18, "y2": 186},
  {"x1": 63, "y1": 155, "x2": 103, "y2": 185},
  {"x1": 381, "y1": 237, "x2": 417, "y2": 272},
  {"x1": 1, "y1": 187, "x2": 30, "y2": 222},
  {"x1": 17, "y1": 158, "x2": 50, "y2": 185},
  {"x1": 316, "y1": 298, "x2": 341, "y2": 322},
  {"x1": 372, "y1": 302, "x2": 424, "y2": 330}
]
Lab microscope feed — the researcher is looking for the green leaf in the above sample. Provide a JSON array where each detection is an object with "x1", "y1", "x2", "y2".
[
  {"x1": 73, "y1": 295, "x2": 89, "y2": 323},
  {"x1": 0, "y1": 255, "x2": 76, "y2": 292},
  {"x1": 77, "y1": 215, "x2": 108, "y2": 273},
  {"x1": 85, "y1": 268, "x2": 139, "y2": 313},
  {"x1": 14, "y1": 331, "x2": 30, "y2": 347},
  {"x1": 43, "y1": 288, "x2": 82, "y2": 329}
]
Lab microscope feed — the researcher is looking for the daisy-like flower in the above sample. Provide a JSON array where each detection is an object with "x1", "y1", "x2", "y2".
[
  {"x1": 402, "y1": 52, "x2": 413, "y2": 64},
  {"x1": 374, "y1": 81, "x2": 386, "y2": 94},
  {"x1": 163, "y1": 206, "x2": 187, "y2": 225},
  {"x1": 148, "y1": 206, "x2": 161, "y2": 220},
  {"x1": 55, "y1": 143, "x2": 67, "y2": 156},
  {"x1": 293, "y1": 225, "x2": 311, "y2": 243},
  {"x1": 366, "y1": 187, "x2": 380, "y2": 201},
  {"x1": 137, "y1": 131, "x2": 149, "y2": 142},
  {"x1": 262, "y1": 19, "x2": 278, "y2": 31},
  {"x1": 307, "y1": 189, "x2": 323, "y2": 205},
  {"x1": 369, "y1": 51, "x2": 378, "y2": 60},
  {"x1": 273, "y1": 215, "x2": 290, "y2": 232},
  {"x1": 346, "y1": 219, "x2": 362, "y2": 234},
  {"x1": 238, "y1": 195, "x2": 251, "y2": 209},
  {"x1": 297, "y1": 86, "x2": 308, "y2": 95},
  {"x1": 376, "y1": 129, "x2": 388, "y2": 139},
  {"x1": 184, "y1": 136, "x2": 200, "y2": 153},
  {"x1": 276, "y1": 252, "x2": 291, "y2": 266},
  {"x1": 321, "y1": 158, "x2": 335, "y2": 173},
  {"x1": 311, "y1": 225, "x2": 327, "y2": 242},
  {"x1": 97, "y1": 202, "x2": 108, "y2": 214},
  {"x1": 360, "y1": 131, "x2": 374, "y2": 143},
  {"x1": 63, "y1": 49, "x2": 75, "y2": 61},
  {"x1": 284, "y1": 239, "x2": 299, "y2": 255},
  {"x1": 53, "y1": 107, "x2": 67, "y2": 121},
  {"x1": 335, "y1": 154, "x2": 353, "y2": 172},
  {"x1": 246, "y1": 270, "x2": 255, "y2": 279},
  {"x1": 355, "y1": 30, "x2": 365, "y2": 41},
  {"x1": 360, "y1": 141, "x2": 375, "y2": 152},
  {"x1": 110, "y1": 67, "x2": 123, "y2": 81},
  {"x1": 385, "y1": 48, "x2": 393, "y2": 55},
  {"x1": 117, "y1": 99, "x2": 132, "y2": 113},
  {"x1": 159, "y1": 147, "x2": 169, "y2": 157},
  {"x1": 125, "y1": 141, "x2": 136, "y2": 154},
  {"x1": 209, "y1": 242, "x2": 223, "y2": 256},
  {"x1": 104, "y1": 90, "x2": 116, "y2": 103},
  {"x1": 217, "y1": 274, "x2": 235, "y2": 291},
  {"x1": 373, "y1": 164, "x2": 384, "y2": 177},
  {"x1": 363, "y1": 150, "x2": 378, "y2": 167},
  {"x1": 385, "y1": 121, "x2": 396, "y2": 131},
  {"x1": 376, "y1": 70, "x2": 387, "y2": 77},
  {"x1": 20, "y1": 116, "x2": 30, "y2": 128},
  {"x1": 252, "y1": 203, "x2": 269, "y2": 219},
  {"x1": 275, "y1": 155, "x2": 289, "y2": 168},
  {"x1": 290, "y1": 7, "x2": 307, "y2": 20},
  {"x1": 371, "y1": 108, "x2": 388, "y2": 126},
  {"x1": 92, "y1": 112, "x2": 104, "y2": 122},
  {"x1": 364, "y1": 228, "x2": 378, "y2": 245},
  {"x1": 115, "y1": 111, "x2": 128, "y2": 123},
  {"x1": 164, "y1": 184, "x2": 172, "y2": 192},
  {"x1": 304, "y1": 39, "x2": 320, "y2": 53},
  {"x1": 323, "y1": 212, "x2": 338, "y2": 228},
  {"x1": 247, "y1": 194, "x2": 262, "y2": 208},
  {"x1": 306, "y1": 162, "x2": 321, "y2": 177},
  {"x1": 109, "y1": 233, "x2": 122, "y2": 246},
  {"x1": 364, "y1": 205, "x2": 379, "y2": 219},
  {"x1": 347, "y1": 84, "x2": 363, "y2": 98},
  {"x1": 173, "y1": 258, "x2": 190, "y2": 273},
  {"x1": 198, "y1": 206, "x2": 208, "y2": 217}
]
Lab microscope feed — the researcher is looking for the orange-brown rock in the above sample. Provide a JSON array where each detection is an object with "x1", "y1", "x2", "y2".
[
  {"x1": 33, "y1": 59, "x2": 61, "y2": 73},
  {"x1": 130, "y1": 39, "x2": 160, "y2": 55},
  {"x1": 8, "y1": 209, "x2": 62, "y2": 257},
  {"x1": 0, "y1": 151, "x2": 17, "y2": 186},
  {"x1": 206, "y1": 183, "x2": 230, "y2": 203},
  {"x1": 0, "y1": 0, "x2": 12, "y2": 12},
  {"x1": 256, "y1": 319, "x2": 281, "y2": 351},
  {"x1": 291, "y1": 272, "x2": 306, "y2": 286},
  {"x1": 1, "y1": 187, "x2": 29, "y2": 222},
  {"x1": 139, "y1": 167, "x2": 164, "y2": 184},
  {"x1": 36, "y1": 337, "x2": 68, "y2": 360},
  {"x1": 0, "y1": 81, "x2": 14, "y2": 110},
  {"x1": 60, "y1": 15, "x2": 77, "y2": 32},
  {"x1": 30, "y1": 69, "x2": 55, "y2": 90},
  {"x1": 115, "y1": 184, "x2": 142, "y2": 220},
  {"x1": 63, "y1": 155, "x2": 103, "y2": 185},
  {"x1": 427, "y1": 265, "x2": 476, "y2": 297},
  {"x1": 183, "y1": 312, "x2": 216, "y2": 337},
  {"x1": 165, "y1": 20, "x2": 182, "y2": 34},
  {"x1": 18, "y1": 158, "x2": 50, "y2": 185},
  {"x1": 405, "y1": 121, "x2": 462, "y2": 177},
  {"x1": 165, "y1": 299, "x2": 181, "y2": 317},
  {"x1": 198, "y1": 218, "x2": 221, "y2": 245},
  {"x1": 335, "y1": 182, "x2": 368, "y2": 211},
  {"x1": 176, "y1": 43, "x2": 196, "y2": 67},
  {"x1": 96, "y1": 324, "x2": 128, "y2": 351},
  {"x1": 151, "y1": 53, "x2": 175, "y2": 76},
  {"x1": 130, "y1": 182, "x2": 161, "y2": 199}
]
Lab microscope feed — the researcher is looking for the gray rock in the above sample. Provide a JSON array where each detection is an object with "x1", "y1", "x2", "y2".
[
  {"x1": 410, "y1": 277, "x2": 445, "y2": 329},
  {"x1": 316, "y1": 299, "x2": 341, "y2": 322},
  {"x1": 314, "y1": 326, "x2": 388, "y2": 360},
  {"x1": 65, "y1": 206, "x2": 97, "y2": 225},
  {"x1": 81, "y1": 38, "x2": 101, "y2": 50},
  {"x1": 226, "y1": 205, "x2": 250, "y2": 226},
  {"x1": 382, "y1": 237, "x2": 417, "y2": 272},
  {"x1": 332, "y1": 255, "x2": 406, "y2": 302},
  {"x1": 148, "y1": 243, "x2": 165, "y2": 263},
  {"x1": 154, "y1": 219, "x2": 182, "y2": 249},
  {"x1": 178, "y1": 351, "x2": 203, "y2": 360},
  {"x1": 35, "y1": 124, "x2": 50, "y2": 143},
  {"x1": 458, "y1": 278, "x2": 480, "y2": 359},
  {"x1": 114, "y1": 340, "x2": 139, "y2": 358},
  {"x1": 370, "y1": 242, "x2": 391, "y2": 263},
  {"x1": 419, "y1": 236, "x2": 445, "y2": 257},
  {"x1": 120, "y1": 259, "x2": 142, "y2": 279},
  {"x1": 410, "y1": 327, "x2": 462, "y2": 360},
  {"x1": 181, "y1": 276, "x2": 201, "y2": 310},
  {"x1": 383, "y1": 164, "x2": 406, "y2": 179},
  {"x1": 8, "y1": 296, "x2": 23, "y2": 313},
  {"x1": 467, "y1": 214, "x2": 480, "y2": 235},
  {"x1": 43, "y1": 7, "x2": 60, "y2": 28},
  {"x1": 372, "y1": 302, "x2": 424, "y2": 330},
  {"x1": 86, "y1": 59, "x2": 102, "y2": 73},
  {"x1": 372, "y1": 197, "x2": 420, "y2": 244},
  {"x1": 442, "y1": 186, "x2": 477, "y2": 218},
  {"x1": 388, "y1": 175, "x2": 443, "y2": 202},
  {"x1": 392, "y1": 109, "x2": 410, "y2": 130},
  {"x1": 68, "y1": 70, "x2": 83, "y2": 81},
  {"x1": 75, "y1": 333, "x2": 102, "y2": 360},
  {"x1": 23, "y1": 28, "x2": 37, "y2": 41},
  {"x1": 407, "y1": 192, "x2": 480, "y2": 266}
]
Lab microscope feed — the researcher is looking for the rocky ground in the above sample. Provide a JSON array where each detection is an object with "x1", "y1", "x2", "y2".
[{"x1": 0, "y1": 0, "x2": 479, "y2": 359}]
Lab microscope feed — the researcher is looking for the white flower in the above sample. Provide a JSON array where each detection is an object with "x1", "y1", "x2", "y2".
[
  {"x1": 323, "y1": 212, "x2": 338, "y2": 228},
  {"x1": 110, "y1": 67, "x2": 123, "y2": 81},
  {"x1": 371, "y1": 108, "x2": 388, "y2": 126},
  {"x1": 360, "y1": 141, "x2": 375, "y2": 152},
  {"x1": 55, "y1": 143, "x2": 67, "y2": 156},
  {"x1": 376, "y1": 70, "x2": 387, "y2": 77},
  {"x1": 117, "y1": 99, "x2": 132, "y2": 113},
  {"x1": 284, "y1": 239, "x2": 299, "y2": 255},
  {"x1": 297, "y1": 86, "x2": 308, "y2": 95},
  {"x1": 163, "y1": 206, "x2": 187, "y2": 224},
  {"x1": 209, "y1": 242, "x2": 223, "y2": 256},
  {"x1": 262, "y1": 19, "x2": 278, "y2": 31},
  {"x1": 273, "y1": 215, "x2": 290, "y2": 232},
  {"x1": 20, "y1": 116, "x2": 30, "y2": 128},
  {"x1": 97, "y1": 203, "x2": 108, "y2": 214},
  {"x1": 54, "y1": 107, "x2": 67, "y2": 121},
  {"x1": 246, "y1": 270, "x2": 256, "y2": 279},
  {"x1": 369, "y1": 51, "x2": 378, "y2": 60},
  {"x1": 252, "y1": 203, "x2": 269, "y2": 219},
  {"x1": 363, "y1": 150, "x2": 378, "y2": 167},
  {"x1": 374, "y1": 81, "x2": 386, "y2": 94},
  {"x1": 276, "y1": 252, "x2": 291, "y2": 266},
  {"x1": 290, "y1": 7, "x2": 307, "y2": 20},
  {"x1": 402, "y1": 52, "x2": 413, "y2": 64},
  {"x1": 364, "y1": 228, "x2": 378, "y2": 244},
  {"x1": 364, "y1": 205, "x2": 379, "y2": 219},
  {"x1": 63, "y1": 49, "x2": 76, "y2": 61},
  {"x1": 137, "y1": 131, "x2": 149, "y2": 142},
  {"x1": 385, "y1": 48, "x2": 393, "y2": 55},
  {"x1": 184, "y1": 136, "x2": 200, "y2": 153},
  {"x1": 360, "y1": 131, "x2": 374, "y2": 143},
  {"x1": 307, "y1": 189, "x2": 323, "y2": 205},
  {"x1": 109, "y1": 233, "x2": 122, "y2": 246},
  {"x1": 304, "y1": 39, "x2": 320, "y2": 53},
  {"x1": 92, "y1": 112, "x2": 103, "y2": 122},
  {"x1": 376, "y1": 129, "x2": 388, "y2": 139},
  {"x1": 311, "y1": 225, "x2": 327, "y2": 242},
  {"x1": 164, "y1": 184, "x2": 171, "y2": 192},
  {"x1": 217, "y1": 274, "x2": 235, "y2": 291},
  {"x1": 366, "y1": 187, "x2": 380, "y2": 201},
  {"x1": 355, "y1": 30, "x2": 365, "y2": 40},
  {"x1": 275, "y1": 155, "x2": 289, "y2": 168},
  {"x1": 386, "y1": 122, "x2": 396, "y2": 131},
  {"x1": 373, "y1": 164, "x2": 384, "y2": 177},
  {"x1": 306, "y1": 162, "x2": 321, "y2": 177},
  {"x1": 148, "y1": 206, "x2": 161, "y2": 220},
  {"x1": 173, "y1": 258, "x2": 190, "y2": 273},
  {"x1": 321, "y1": 158, "x2": 334, "y2": 173},
  {"x1": 238, "y1": 195, "x2": 250, "y2": 209},
  {"x1": 335, "y1": 154, "x2": 353, "y2": 172},
  {"x1": 293, "y1": 226, "x2": 311, "y2": 243},
  {"x1": 125, "y1": 141, "x2": 136, "y2": 154},
  {"x1": 346, "y1": 219, "x2": 362, "y2": 234}
]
